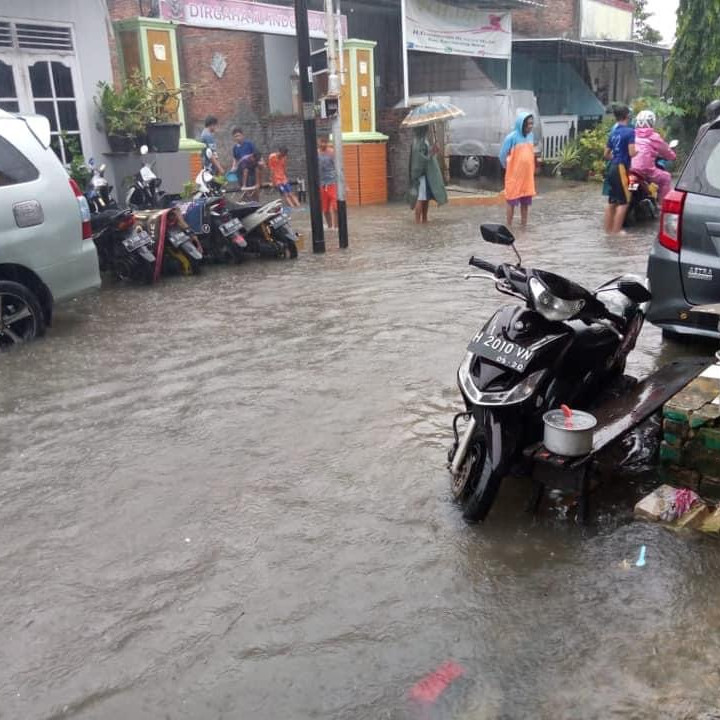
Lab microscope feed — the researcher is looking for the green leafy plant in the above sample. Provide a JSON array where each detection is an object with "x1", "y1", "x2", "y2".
[
  {"x1": 575, "y1": 118, "x2": 614, "y2": 180},
  {"x1": 631, "y1": 96, "x2": 686, "y2": 123},
  {"x1": 61, "y1": 132, "x2": 90, "y2": 187},
  {"x1": 181, "y1": 180, "x2": 195, "y2": 200},
  {"x1": 143, "y1": 75, "x2": 193, "y2": 124},
  {"x1": 552, "y1": 141, "x2": 581, "y2": 177},
  {"x1": 94, "y1": 79, "x2": 147, "y2": 136}
]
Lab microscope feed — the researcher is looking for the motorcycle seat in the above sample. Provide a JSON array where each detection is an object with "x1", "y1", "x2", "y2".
[
  {"x1": 90, "y1": 208, "x2": 130, "y2": 232},
  {"x1": 226, "y1": 200, "x2": 263, "y2": 219}
]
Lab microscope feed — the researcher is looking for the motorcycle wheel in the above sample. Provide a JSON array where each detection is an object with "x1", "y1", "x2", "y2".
[{"x1": 452, "y1": 436, "x2": 503, "y2": 523}]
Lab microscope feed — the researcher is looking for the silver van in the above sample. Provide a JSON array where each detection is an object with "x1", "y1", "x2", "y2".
[
  {"x1": 445, "y1": 90, "x2": 543, "y2": 178},
  {"x1": 0, "y1": 110, "x2": 100, "y2": 348}
]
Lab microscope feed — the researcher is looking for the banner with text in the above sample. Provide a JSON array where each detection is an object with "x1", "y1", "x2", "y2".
[
  {"x1": 405, "y1": 0, "x2": 511, "y2": 59},
  {"x1": 159, "y1": 0, "x2": 347, "y2": 39}
]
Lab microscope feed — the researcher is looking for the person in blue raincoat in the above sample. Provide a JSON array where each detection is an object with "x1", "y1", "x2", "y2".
[{"x1": 499, "y1": 112, "x2": 537, "y2": 227}]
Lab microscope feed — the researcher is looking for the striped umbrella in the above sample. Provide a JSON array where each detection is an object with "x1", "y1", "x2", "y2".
[{"x1": 401, "y1": 100, "x2": 465, "y2": 128}]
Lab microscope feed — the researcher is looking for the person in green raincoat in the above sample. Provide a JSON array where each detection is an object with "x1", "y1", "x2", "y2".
[{"x1": 407, "y1": 125, "x2": 447, "y2": 224}]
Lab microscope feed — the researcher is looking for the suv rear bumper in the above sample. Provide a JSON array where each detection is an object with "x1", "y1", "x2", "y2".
[{"x1": 647, "y1": 239, "x2": 720, "y2": 339}]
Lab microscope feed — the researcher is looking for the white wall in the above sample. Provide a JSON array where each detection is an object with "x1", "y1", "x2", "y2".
[
  {"x1": 580, "y1": 0, "x2": 633, "y2": 41},
  {"x1": 1, "y1": 0, "x2": 114, "y2": 162},
  {"x1": 263, "y1": 34, "x2": 297, "y2": 116}
]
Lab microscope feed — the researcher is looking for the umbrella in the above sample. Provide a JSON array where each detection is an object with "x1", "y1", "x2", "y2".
[{"x1": 401, "y1": 100, "x2": 465, "y2": 128}]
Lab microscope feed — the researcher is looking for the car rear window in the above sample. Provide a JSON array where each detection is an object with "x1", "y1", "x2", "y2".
[
  {"x1": 0, "y1": 135, "x2": 40, "y2": 187},
  {"x1": 677, "y1": 128, "x2": 720, "y2": 198}
]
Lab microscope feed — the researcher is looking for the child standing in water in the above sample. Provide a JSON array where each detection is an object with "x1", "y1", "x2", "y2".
[{"x1": 499, "y1": 113, "x2": 537, "y2": 227}]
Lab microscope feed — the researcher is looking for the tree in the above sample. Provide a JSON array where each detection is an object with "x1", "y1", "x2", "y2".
[
  {"x1": 668, "y1": 0, "x2": 720, "y2": 125},
  {"x1": 633, "y1": 0, "x2": 663, "y2": 44}
]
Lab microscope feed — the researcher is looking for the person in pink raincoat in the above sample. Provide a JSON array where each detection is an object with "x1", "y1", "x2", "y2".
[{"x1": 630, "y1": 110, "x2": 676, "y2": 203}]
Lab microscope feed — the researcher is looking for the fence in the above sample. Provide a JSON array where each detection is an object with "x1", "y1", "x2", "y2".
[{"x1": 541, "y1": 115, "x2": 579, "y2": 160}]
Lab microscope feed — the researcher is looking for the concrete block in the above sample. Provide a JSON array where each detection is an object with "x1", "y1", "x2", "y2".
[
  {"x1": 675, "y1": 504, "x2": 711, "y2": 530},
  {"x1": 684, "y1": 443, "x2": 720, "y2": 478},
  {"x1": 697, "y1": 427, "x2": 720, "y2": 451},
  {"x1": 663, "y1": 418, "x2": 690, "y2": 440},
  {"x1": 664, "y1": 375, "x2": 720, "y2": 428},
  {"x1": 660, "y1": 441, "x2": 682, "y2": 464}
]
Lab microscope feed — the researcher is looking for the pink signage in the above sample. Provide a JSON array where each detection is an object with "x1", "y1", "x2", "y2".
[{"x1": 159, "y1": 0, "x2": 348, "y2": 39}]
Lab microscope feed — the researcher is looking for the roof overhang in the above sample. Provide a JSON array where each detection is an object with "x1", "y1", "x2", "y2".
[
  {"x1": 594, "y1": 40, "x2": 671, "y2": 58},
  {"x1": 513, "y1": 37, "x2": 640, "y2": 61}
]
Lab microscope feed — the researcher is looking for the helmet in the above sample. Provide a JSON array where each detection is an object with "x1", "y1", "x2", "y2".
[
  {"x1": 706, "y1": 99, "x2": 720, "y2": 122},
  {"x1": 636, "y1": 110, "x2": 656, "y2": 128}
]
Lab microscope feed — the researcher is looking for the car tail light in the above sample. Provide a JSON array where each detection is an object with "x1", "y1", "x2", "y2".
[
  {"x1": 69, "y1": 178, "x2": 92, "y2": 240},
  {"x1": 658, "y1": 189, "x2": 686, "y2": 253}
]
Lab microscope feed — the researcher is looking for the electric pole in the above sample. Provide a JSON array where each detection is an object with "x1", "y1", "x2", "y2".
[{"x1": 295, "y1": 0, "x2": 325, "y2": 253}]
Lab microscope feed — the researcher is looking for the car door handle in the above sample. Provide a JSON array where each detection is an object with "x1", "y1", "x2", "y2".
[{"x1": 13, "y1": 200, "x2": 44, "y2": 228}]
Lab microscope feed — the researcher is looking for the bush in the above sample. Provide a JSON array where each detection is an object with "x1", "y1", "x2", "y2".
[{"x1": 576, "y1": 119, "x2": 614, "y2": 180}]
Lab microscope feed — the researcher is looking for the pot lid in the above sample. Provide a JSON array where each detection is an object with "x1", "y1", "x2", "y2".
[{"x1": 543, "y1": 409, "x2": 597, "y2": 431}]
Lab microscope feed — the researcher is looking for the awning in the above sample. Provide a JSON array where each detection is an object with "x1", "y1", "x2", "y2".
[
  {"x1": 595, "y1": 40, "x2": 671, "y2": 58},
  {"x1": 513, "y1": 37, "x2": 640, "y2": 62}
]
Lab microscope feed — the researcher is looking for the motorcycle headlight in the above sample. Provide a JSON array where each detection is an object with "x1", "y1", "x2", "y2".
[{"x1": 529, "y1": 277, "x2": 585, "y2": 322}]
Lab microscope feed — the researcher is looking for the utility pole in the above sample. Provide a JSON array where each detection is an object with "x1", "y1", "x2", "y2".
[
  {"x1": 294, "y1": 0, "x2": 325, "y2": 253},
  {"x1": 325, "y1": 0, "x2": 348, "y2": 248}
]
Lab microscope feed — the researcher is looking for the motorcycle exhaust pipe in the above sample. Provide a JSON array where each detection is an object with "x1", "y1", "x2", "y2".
[{"x1": 450, "y1": 416, "x2": 477, "y2": 477}]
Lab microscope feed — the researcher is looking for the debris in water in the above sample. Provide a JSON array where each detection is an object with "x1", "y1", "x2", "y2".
[
  {"x1": 408, "y1": 660, "x2": 466, "y2": 704},
  {"x1": 636, "y1": 545, "x2": 646, "y2": 567}
]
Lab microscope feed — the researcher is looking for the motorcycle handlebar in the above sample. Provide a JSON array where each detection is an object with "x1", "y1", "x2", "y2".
[{"x1": 468, "y1": 256, "x2": 498, "y2": 275}]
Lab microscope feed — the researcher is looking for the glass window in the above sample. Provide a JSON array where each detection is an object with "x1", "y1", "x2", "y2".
[
  {"x1": 29, "y1": 61, "x2": 51, "y2": 98},
  {"x1": 678, "y1": 129, "x2": 720, "y2": 199},
  {"x1": 34, "y1": 101, "x2": 57, "y2": 132},
  {"x1": 57, "y1": 101, "x2": 78, "y2": 131},
  {"x1": 0, "y1": 101, "x2": 20, "y2": 113},
  {"x1": 0, "y1": 61, "x2": 16, "y2": 98},
  {"x1": 51, "y1": 62, "x2": 74, "y2": 98},
  {"x1": 0, "y1": 136, "x2": 39, "y2": 187}
]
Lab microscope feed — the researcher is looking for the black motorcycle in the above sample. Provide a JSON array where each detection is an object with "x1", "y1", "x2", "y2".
[
  {"x1": 85, "y1": 162, "x2": 155, "y2": 283},
  {"x1": 448, "y1": 224, "x2": 651, "y2": 522}
]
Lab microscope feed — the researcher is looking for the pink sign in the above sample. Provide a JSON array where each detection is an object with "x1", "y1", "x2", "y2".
[{"x1": 159, "y1": 0, "x2": 348, "y2": 39}]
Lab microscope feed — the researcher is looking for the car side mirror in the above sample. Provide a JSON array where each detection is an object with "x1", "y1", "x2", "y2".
[
  {"x1": 481, "y1": 223, "x2": 516, "y2": 246},
  {"x1": 618, "y1": 281, "x2": 652, "y2": 304}
]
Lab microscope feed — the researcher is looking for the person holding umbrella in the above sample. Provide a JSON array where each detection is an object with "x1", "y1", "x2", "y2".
[{"x1": 402, "y1": 101, "x2": 463, "y2": 224}]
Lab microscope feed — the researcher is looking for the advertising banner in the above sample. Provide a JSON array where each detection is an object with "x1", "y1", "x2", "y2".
[
  {"x1": 405, "y1": 0, "x2": 511, "y2": 59},
  {"x1": 159, "y1": 0, "x2": 348, "y2": 39}
]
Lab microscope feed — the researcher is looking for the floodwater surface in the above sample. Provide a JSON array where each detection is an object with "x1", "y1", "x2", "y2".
[{"x1": 1, "y1": 183, "x2": 717, "y2": 720}]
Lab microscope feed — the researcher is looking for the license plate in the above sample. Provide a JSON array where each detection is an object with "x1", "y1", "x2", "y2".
[
  {"x1": 122, "y1": 231, "x2": 152, "y2": 252},
  {"x1": 467, "y1": 330, "x2": 535, "y2": 372},
  {"x1": 220, "y1": 218, "x2": 241, "y2": 236},
  {"x1": 169, "y1": 231, "x2": 187, "y2": 248},
  {"x1": 628, "y1": 183, "x2": 639, "y2": 191}
]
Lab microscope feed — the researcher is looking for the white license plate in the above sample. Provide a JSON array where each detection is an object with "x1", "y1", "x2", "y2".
[
  {"x1": 220, "y1": 218, "x2": 241, "y2": 236},
  {"x1": 123, "y1": 231, "x2": 152, "y2": 252},
  {"x1": 467, "y1": 331, "x2": 535, "y2": 373}
]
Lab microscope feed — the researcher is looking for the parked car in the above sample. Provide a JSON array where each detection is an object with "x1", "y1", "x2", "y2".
[
  {"x1": 0, "y1": 110, "x2": 100, "y2": 348},
  {"x1": 445, "y1": 90, "x2": 543, "y2": 179},
  {"x1": 647, "y1": 120, "x2": 720, "y2": 340}
]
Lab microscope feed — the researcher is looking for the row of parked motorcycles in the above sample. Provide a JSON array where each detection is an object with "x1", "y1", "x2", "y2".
[{"x1": 87, "y1": 146, "x2": 298, "y2": 284}]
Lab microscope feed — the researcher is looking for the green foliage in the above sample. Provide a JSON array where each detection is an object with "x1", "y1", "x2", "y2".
[
  {"x1": 552, "y1": 142, "x2": 581, "y2": 176},
  {"x1": 633, "y1": 0, "x2": 663, "y2": 43},
  {"x1": 668, "y1": 0, "x2": 720, "y2": 125},
  {"x1": 576, "y1": 119, "x2": 615, "y2": 180},
  {"x1": 181, "y1": 180, "x2": 196, "y2": 200},
  {"x1": 61, "y1": 132, "x2": 90, "y2": 187},
  {"x1": 94, "y1": 78, "x2": 147, "y2": 136},
  {"x1": 631, "y1": 96, "x2": 686, "y2": 122}
]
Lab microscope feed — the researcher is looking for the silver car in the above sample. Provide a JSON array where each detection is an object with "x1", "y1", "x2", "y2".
[{"x1": 0, "y1": 110, "x2": 100, "y2": 348}]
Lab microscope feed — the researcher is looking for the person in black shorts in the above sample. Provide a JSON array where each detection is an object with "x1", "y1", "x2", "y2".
[{"x1": 604, "y1": 105, "x2": 637, "y2": 235}]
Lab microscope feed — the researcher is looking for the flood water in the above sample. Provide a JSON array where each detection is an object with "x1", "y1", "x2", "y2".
[{"x1": 2, "y1": 183, "x2": 719, "y2": 720}]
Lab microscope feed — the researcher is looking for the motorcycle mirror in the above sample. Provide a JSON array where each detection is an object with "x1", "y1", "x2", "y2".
[
  {"x1": 99, "y1": 163, "x2": 107, "y2": 174},
  {"x1": 617, "y1": 281, "x2": 652, "y2": 304},
  {"x1": 140, "y1": 145, "x2": 149, "y2": 156},
  {"x1": 669, "y1": 139, "x2": 679, "y2": 149},
  {"x1": 481, "y1": 223, "x2": 515, "y2": 246},
  {"x1": 205, "y1": 147, "x2": 213, "y2": 159}
]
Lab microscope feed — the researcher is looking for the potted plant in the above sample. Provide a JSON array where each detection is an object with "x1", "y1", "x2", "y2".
[
  {"x1": 143, "y1": 77, "x2": 191, "y2": 153},
  {"x1": 553, "y1": 142, "x2": 584, "y2": 180},
  {"x1": 94, "y1": 81, "x2": 146, "y2": 153}
]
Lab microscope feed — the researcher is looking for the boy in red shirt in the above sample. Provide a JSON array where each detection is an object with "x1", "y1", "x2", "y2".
[{"x1": 267, "y1": 146, "x2": 300, "y2": 208}]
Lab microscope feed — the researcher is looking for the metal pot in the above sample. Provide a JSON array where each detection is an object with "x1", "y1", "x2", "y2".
[{"x1": 542, "y1": 408, "x2": 597, "y2": 457}]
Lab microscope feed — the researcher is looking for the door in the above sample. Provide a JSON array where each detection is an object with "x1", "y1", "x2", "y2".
[
  {"x1": 146, "y1": 28, "x2": 178, "y2": 121},
  {"x1": 356, "y1": 49, "x2": 372, "y2": 133}
]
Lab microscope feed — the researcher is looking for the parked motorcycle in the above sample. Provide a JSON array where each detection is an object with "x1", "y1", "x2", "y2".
[
  {"x1": 199, "y1": 148, "x2": 298, "y2": 259},
  {"x1": 186, "y1": 169, "x2": 247, "y2": 263},
  {"x1": 126, "y1": 145, "x2": 181, "y2": 211},
  {"x1": 448, "y1": 224, "x2": 651, "y2": 522},
  {"x1": 84, "y1": 160, "x2": 156, "y2": 283},
  {"x1": 626, "y1": 139, "x2": 679, "y2": 225}
]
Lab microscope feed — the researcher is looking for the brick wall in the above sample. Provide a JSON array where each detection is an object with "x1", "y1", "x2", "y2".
[{"x1": 513, "y1": 0, "x2": 579, "y2": 38}]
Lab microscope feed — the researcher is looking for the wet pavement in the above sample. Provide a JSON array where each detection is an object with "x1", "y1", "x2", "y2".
[{"x1": 1, "y1": 182, "x2": 719, "y2": 720}]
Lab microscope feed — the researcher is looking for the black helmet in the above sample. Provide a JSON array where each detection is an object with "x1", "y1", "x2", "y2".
[{"x1": 706, "y1": 99, "x2": 720, "y2": 122}]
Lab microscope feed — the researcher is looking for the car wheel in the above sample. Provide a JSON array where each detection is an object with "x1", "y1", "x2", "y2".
[
  {"x1": 0, "y1": 280, "x2": 46, "y2": 349},
  {"x1": 460, "y1": 155, "x2": 482, "y2": 179}
]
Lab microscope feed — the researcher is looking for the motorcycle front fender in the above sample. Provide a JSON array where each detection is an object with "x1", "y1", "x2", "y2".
[
  {"x1": 475, "y1": 405, "x2": 522, "y2": 475},
  {"x1": 181, "y1": 240, "x2": 203, "y2": 260},
  {"x1": 136, "y1": 246, "x2": 156, "y2": 263}
]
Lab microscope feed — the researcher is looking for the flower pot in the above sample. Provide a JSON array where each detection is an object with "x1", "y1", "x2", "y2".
[
  {"x1": 107, "y1": 133, "x2": 135, "y2": 153},
  {"x1": 146, "y1": 122, "x2": 181, "y2": 153}
]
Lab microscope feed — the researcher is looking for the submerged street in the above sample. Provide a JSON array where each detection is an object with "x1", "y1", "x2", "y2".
[{"x1": 2, "y1": 183, "x2": 719, "y2": 719}]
